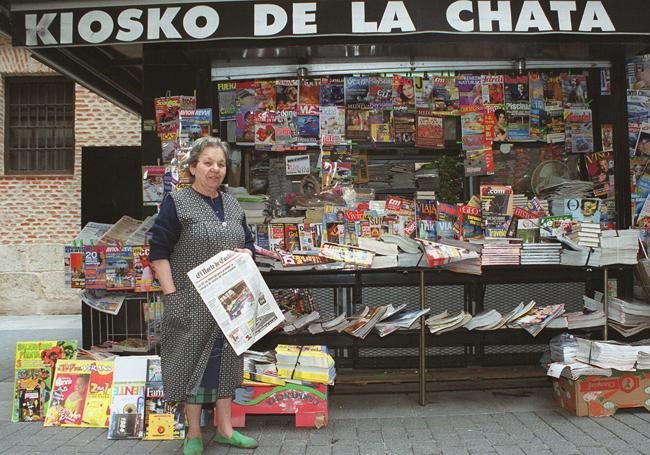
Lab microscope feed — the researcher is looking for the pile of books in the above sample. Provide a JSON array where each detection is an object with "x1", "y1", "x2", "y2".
[
  {"x1": 520, "y1": 243, "x2": 562, "y2": 265},
  {"x1": 275, "y1": 344, "x2": 336, "y2": 385},
  {"x1": 481, "y1": 239, "x2": 522, "y2": 266},
  {"x1": 568, "y1": 222, "x2": 601, "y2": 248}
]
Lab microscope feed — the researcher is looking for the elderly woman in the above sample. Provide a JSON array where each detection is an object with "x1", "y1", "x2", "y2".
[{"x1": 149, "y1": 137, "x2": 258, "y2": 454}]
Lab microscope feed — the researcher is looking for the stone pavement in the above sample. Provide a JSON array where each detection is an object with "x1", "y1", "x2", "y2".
[{"x1": 2, "y1": 315, "x2": 650, "y2": 455}]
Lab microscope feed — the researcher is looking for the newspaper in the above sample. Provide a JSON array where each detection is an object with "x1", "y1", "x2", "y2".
[
  {"x1": 99, "y1": 216, "x2": 143, "y2": 245},
  {"x1": 187, "y1": 251, "x2": 284, "y2": 355},
  {"x1": 80, "y1": 289, "x2": 127, "y2": 315}
]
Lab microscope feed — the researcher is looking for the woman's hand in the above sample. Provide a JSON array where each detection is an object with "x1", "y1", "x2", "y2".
[{"x1": 233, "y1": 248, "x2": 253, "y2": 258}]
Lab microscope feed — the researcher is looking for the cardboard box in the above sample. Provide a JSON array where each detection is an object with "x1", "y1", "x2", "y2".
[
  {"x1": 215, "y1": 382, "x2": 328, "y2": 428},
  {"x1": 552, "y1": 371, "x2": 650, "y2": 416}
]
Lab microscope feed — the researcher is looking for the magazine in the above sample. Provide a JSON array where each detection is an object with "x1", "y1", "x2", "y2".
[
  {"x1": 298, "y1": 78, "x2": 320, "y2": 115},
  {"x1": 585, "y1": 150, "x2": 614, "y2": 197},
  {"x1": 12, "y1": 341, "x2": 78, "y2": 423},
  {"x1": 504, "y1": 75, "x2": 528, "y2": 103},
  {"x1": 254, "y1": 111, "x2": 276, "y2": 149},
  {"x1": 276, "y1": 79, "x2": 299, "y2": 110},
  {"x1": 133, "y1": 246, "x2": 161, "y2": 293},
  {"x1": 415, "y1": 110, "x2": 444, "y2": 148},
  {"x1": 460, "y1": 105, "x2": 485, "y2": 150},
  {"x1": 539, "y1": 215, "x2": 573, "y2": 238},
  {"x1": 319, "y1": 106, "x2": 346, "y2": 144},
  {"x1": 68, "y1": 245, "x2": 85, "y2": 288},
  {"x1": 464, "y1": 148, "x2": 494, "y2": 177},
  {"x1": 416, "y1": 198, "x2": 438, "y2": 241},
  {"x1": 481, "y1": 75, "x2": 505, "y2": 105},
  {"x1": 368, "y1": 76, "x2": 393, "y2": 108},
  {"x1": 346, "y1": 108, "x2": 370, "y2": 141},
  {"x1": 368, "y1": 109, "x2": 393, "y2": 143},
  {"x1": 143, "y1": 357, "x2": 185, "y2": 440},
  {"x1": 105, "y1": 245, "x2": 134, "y2": 291},
  {"x1": 508, "y1": 304, "x2": 565, "y2": 337},
  {"x1": 255, "y1": 80, "x2": 276, "y2": 111},
  {"x1": 505, "y1": 101, "x2": 531, "y2": 140},
  {"x1": 561, "y1": 74, "x2": 588, "y2": 107},
  {"x1": 178, "y1": 108, "x2": 212, "y2": 155},
  {"x1": 320, "y1": 76, "x2": 345, "y2": 106},
  {"x1": 430, "y1": 76, "x2": 460, "y2": 115},
  {"x1": 391, "y1": 75, "x2": 415, "y2": 108},
  {"x1": 457, "y1": 75, "x2": 483, "y2": 106},
  {"x1": 393, "y1": 107, "x2": 416, "y2": 144},
  {"x1": 217, "y1": 82, "x2": 237, "y2": 122},
  {"x1": 187, "y1": 251, "x2": 284, "y2": 355},
  {"x1": 345, "y1": 76, "x2": 369, "y2": 108},
  {"x1": 83, "y1": 245, "x2": 107, "y2": 290},
  {"x1": 563, "y1": 198, "x2": 601, "y2": 223},
  {"x1": 108, "y1": 356, "x2": 148, "y2": 439},
  {"x1": 44, "y1": 359, "x2": 114, "y2": 428},
  {"x1": 320, "y1": 242, "x2": 375, "y2": 266},
  {"x1": 564, "y1": 108, "x2": 594, "y2": 154},
  {"x1": 81, "y1": 289, "x2": 127, "y2": 316},
  {"x1": 480, "y1": 185, "x2": 513, "y2": 215}
]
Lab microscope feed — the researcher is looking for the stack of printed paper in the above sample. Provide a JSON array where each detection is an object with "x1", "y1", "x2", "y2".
[{"x1": 275, "y1": 345, "x2": 336, "y2": 385}]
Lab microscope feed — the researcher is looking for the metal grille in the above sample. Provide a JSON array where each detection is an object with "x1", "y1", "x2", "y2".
[
  {"x1": 5, "y1": 76, "x2": 74, "y2": 174},
  {"x1": 483, "y1": 282, "x2": 586, "y2": 314}
]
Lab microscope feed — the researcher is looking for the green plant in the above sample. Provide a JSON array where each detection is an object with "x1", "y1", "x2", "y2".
[{"x1": 435, "y1": 154, "x2": 464, "y2": 203}]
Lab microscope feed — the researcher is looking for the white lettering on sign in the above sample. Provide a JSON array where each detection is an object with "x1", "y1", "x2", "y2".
[
  {"x1": 549, "y1": 1, "x2": 577, "y2": 30},
  {"x1": 25, "y1": 13, "x2": 57, "y2": 45},
  {"x1": 446, "y1": 1, "x2": 474, "y2": 32},
  {"x1": 579, "y1": 1, "x2": 614, "y2": 31},
  {"x1": 78, "y1": 11, "x2": 114, "y2": 43},
  {"x1": 116, "y1": 9, "x2": 144, "y2": 41},
  {"x1": 293, "y1": 3, "x2": 317, "y2": 34},
  {"x1": 147, "y1": 7, "x2": 181, "y2": 40},
  {"x1": 254, "y1": 4, "x2": 288, "y2": 36},
  {"x1": 515, "y1": 1, "x2": 552, "y2": 31},
  {"x1": 352, "y1": 1, "x2": 414, "y2": 33},
  {"x1": 183, "y1": 5, "x2": 220, "y2": 38},
  {"x1": 478, "y1": 1, "x2": 512, "y2": 32}
]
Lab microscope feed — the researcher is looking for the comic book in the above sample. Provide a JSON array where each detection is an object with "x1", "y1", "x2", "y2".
[
  {"x1": 457, "y1": 75, "x2": 482, "y2": 106},
  {"x1": 12, "y1": 341, "x2": 78, "y2": 423},
  {"x1": 105, "y1": 245, "x2": 134, "y2": 291},
  {"x1": 415, "y1": 110, "x2": 444, "y2": 148},
  {"x1": 345, "y1": 76, "x2": 370, "y2": 108},
  {"x1": 298, "y1": 79, "x2": 320, "y2": 115},
  {"x1": 143, "y1": 357, "x2": 184, "y2": 440},
  {"x1": 319, "y1": 76, "x2": 345, "y2": 107},
  {"x1": 393, "y1": 107, "x2": 416, "y2": 144},
  {"x1": 585, "y1": 151, "x2": 614, "y2": 198},
  {"x1": 132, "y1": 246, "x2": 160, "y2": 293},
  {"x1": 83, "y1": 245, "x2": 107, "y2": 290},
  {"x1": 276, "y1": 79, "x2": 299, "y2": 110},
  {"x1": 217, "y1": 82, "x2": 237, "y2": 122},
  {"x1": 108, "y1": 356, "x2": 148, "y2": 439},
  {"x1": 430, "y1": 76, "x2": 460, "y2": 115},
  {"x1": 44, "y1": 359, "x2": 114, "y2": 428},
  {"x1": 368, "y1": 76, "x2": 393, "y2": 108}
]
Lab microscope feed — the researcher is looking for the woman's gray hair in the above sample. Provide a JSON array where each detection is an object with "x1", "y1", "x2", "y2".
[{"x1": 187, "y1": 136, "x2": 231, "y2": 167}]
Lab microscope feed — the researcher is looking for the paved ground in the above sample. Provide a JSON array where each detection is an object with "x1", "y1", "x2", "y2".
[{"x1": 2, "y1": 315, "x2": 650, "y2": 455}]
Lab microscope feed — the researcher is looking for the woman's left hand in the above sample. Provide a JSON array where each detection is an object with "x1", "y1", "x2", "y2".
[{"x1": 233, "y1": 248, "x2": 253, "y2": 257}]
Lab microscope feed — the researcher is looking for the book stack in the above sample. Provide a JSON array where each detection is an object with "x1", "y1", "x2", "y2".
[
  {"x1": 520, "y1": 243, "x2": 562, "y2": 265},
  {"x1": 481, "y1": 239, "x2": 522, "y2": 266},
  {"x1": 568, "y1": 222, "x2": 601, "y2": 248},
  {"x1": 512, "y1": 194, "x2": 528, "y2": 208},
  {"x1": 243, "y1": 350, "x2": 286, "y2": 385},
  {"x1": 275, "y1": 345, "x2": 336, "y2": 385}
]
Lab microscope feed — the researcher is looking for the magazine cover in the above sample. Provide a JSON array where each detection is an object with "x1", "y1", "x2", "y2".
[
  {"x1": 430, "y1": 76, "x2": 460, "y2": 115},
  {"x1": 481, "y1": 75, "x2": 505, "y2": 105},
  {"x1": 564, "y1": 198, "x2": 601, "y2": 223},
  {"x1": 529, "y1": 98, "x2": 545, "y2": 140},
  {"x1": 297, "y1": 223, "x2": 316, "y2": 250},
  {"x1": 160, "y1": 132, "x2": 179, "y2": 164},
  {"x1": 83, "y1": 245, "x2": 107, "y2": 290},
  {"x1": 236, "y1": 81, "x2": 257, "y2": 109},
  {"x1": 297, "y1": 115, "x2": 319, "y2": 144},
  {"x1": 133, "y1": 246, "x2": 161, "y2": 293},
  {"x1": 235, "y1": 107, "x2": 255, "y2": 144},
  {"x1": 268, "y1": 224, "x2": 286, "y2": 252},
  {"x1": 416, "y1": 199, "x2": 438, "y2": 240},
  {"x1": 255, "y1": 80, "x2": 276, "y2": 111},
  {"x1": 601, "y1": 124, "x2": 613, "y2": 152},
  {"x1": 484, "y1": 105, "x2": 507, "y2": 142},
  {"x1": 274, "y1": 110, "x2": 298, "y2": 148},
  {"x1": 415, "y1": 110, "x2": 444, "y2": 148},
  {"x1": 504, "y1": 75, "x2": 528, "y2": 103},
  {"x1": 346, "y1": 108, "x2": 370, "y2": 141},
  {"x1": 543, "y1": 106, "x2": 565, "y2": 143},
  {"x1": 585, "y1": 151, "x2": 614, "y2": 197},
  {"x1": 368, "y1": 109, "x2": 393, "y2": 143},
  {"x1": 319, "y1": 106, "x2": 346, "y2": 143},
  {"x1": 505, "y1": 102, "x2": 531, "y2": 140},
  {"x1": 275, "y1": 79, "x2": 299, "y2": 110},
  {"x1": 393, "y1": 107, "x2": 416, "y2": 143},
  {"x1": 459, "y1": 197, "x2": 483, "y2": 240},
  {"x1": 480, "y1": 185, "x2": 513, "y2": 215},
  {"x1": 345, "y1": 76, "x2": 369, "y2": 108},
  {"x1": 143, "y1": 357, "x2": 185, "y2": 440},
  {"x1": 368, "y1": 76, "x2": 393, "y2": 108},
  {"x1": 284, "y1": 224, "x2": 300, "y2": 252},
  {"x1": 178, "y1": 108, "x2": 212, "y2": 153},
  {"x1": 44, "y1": 360, "x2": 114, "y2": 428},
  {"x1": 321, "y1": 146, "x2": 354, "y2": 189},
  {"x1": 298, "y1": 78, "x2": 320, "y2": 115},
  {"x1": 464, "y1": 148, "x2": 494, "y2": 177},
  {"x1": 543, "y1": 73, "x2": 563, "y2": 108},
  {"x1": 154, "y1": 96, "x2": 195, "y2": 136},
  {"x1": 142, "y1": 165, "x2": 165, "y2": 206},
  {"x1": 634, "y1": 123, "x2": 650, "y2": 156},
  {"x1": 105, "y1": 245, "x2": 134, "y2": 291},
  {"x1": 460, "y1": 105, "x2": 485, "y2": 150},
  {"x1": 414, "y1": 76, "x2": 432, "y2": 110},
  {"x1": 108, "y1": 356, "x2": 147, "y2": 439},
  {"x1": 564, "y1": 108, "x2": 594, "y2": 154},
  {"x1": 254, "y1": 111, "x2": 276, "y2": 149},
  {"x1": 391, "y1": 75, "x2": 415, "y2": 108},
  {"x1": 457, "y1": 75, "x2": 483, "y2": 106},
  {"x1": 188, "y1": 251, "x2": 285, "y2": 355},
  {"x1": 436, "y1": 202, "x2": 460, "y2": 240},
  {"x1": 561, "y1": 74, "x2": 588, "y2": 107},
  {"x1": 217, "y1": 82, "x2": 237, "y2": 122},
  {"x1": 516, "y1": 218, "x2": 540, "y2": 243},
  {"x1": 319, "y1": 76, "x2": 345, "y2": 106},
  {"x1": 12, "y1": 341, "x2": 78, "y2": 423},
  {"x1": 539, "y1": 215, "x2": 573, "y2": 238},
  {"x1": 69, "y1": 245, "x2": 85, "y2": 288}
]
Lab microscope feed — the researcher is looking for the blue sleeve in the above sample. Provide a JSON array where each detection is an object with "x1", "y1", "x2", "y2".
[
  {"x1": 149, "y1": 196, "x2": 181, "y2": 261},
  {"x1": 243, "y1": 216, "x2": 256, "y2": 259}
]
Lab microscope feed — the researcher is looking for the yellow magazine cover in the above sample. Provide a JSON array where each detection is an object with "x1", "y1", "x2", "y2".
[{"x1": 144, "y1": 414, "x2": 176, "y2": 440}]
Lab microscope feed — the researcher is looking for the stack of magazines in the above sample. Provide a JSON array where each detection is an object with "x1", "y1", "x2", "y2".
[
  {"x1": 481, "y1": 239, "x2": 521, "y2": 266},
  {"x1": 520, "y1": 243, "x2": 561, "y2": 265},
  {"x1": 275, "y1": 344, "x2": 336, "y2": 385},
  {"x1": 507, "y1": 304, "x2": 565, "y2": 336},
  {"x1": 425, "y1": 310, "x2": 472, "y2": 334},
  {"x1": 576, "y1": 338, "x2": 649, "y2": 371},
  {"x1": 597, "y1": 230, "x2": 639, "y2": 265}
]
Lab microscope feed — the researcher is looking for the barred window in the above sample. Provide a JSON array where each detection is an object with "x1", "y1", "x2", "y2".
[{"x1": 5, "y1": 76, "x2": 74, "y2": 174}]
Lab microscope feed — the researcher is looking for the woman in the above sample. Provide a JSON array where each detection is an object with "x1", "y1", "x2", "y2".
[{"x1": 150, "y1": 137, "x2": 258, "y2": 454}]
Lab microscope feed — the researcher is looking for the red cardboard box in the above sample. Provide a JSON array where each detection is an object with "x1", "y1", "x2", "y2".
[
  {"x1": 215, "y1": 382, "x2": 328, "y2": 428},
  {"x1": 552, "y1": 371, "x2": 650, "y2": 417}
]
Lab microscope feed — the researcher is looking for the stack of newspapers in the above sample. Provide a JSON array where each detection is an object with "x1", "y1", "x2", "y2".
[{"x1": 275, "y1": 344, "x2": 336, "y2": 385}]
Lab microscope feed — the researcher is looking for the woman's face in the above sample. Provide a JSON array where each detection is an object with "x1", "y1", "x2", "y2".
[
  {"x1": 191, "y1": 146, "x2": 227, "y2": 192},
  {"x1": 403, "y1": 83, "x2": 414, "y2": 100}
]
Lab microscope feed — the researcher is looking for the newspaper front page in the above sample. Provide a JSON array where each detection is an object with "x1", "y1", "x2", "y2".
[{"x1": 187, "y1": 251, "x2": 284, "y2": 355}]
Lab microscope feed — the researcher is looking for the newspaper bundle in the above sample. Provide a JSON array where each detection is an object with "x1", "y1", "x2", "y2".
[{"x1": 187, "y1": 251, "x2": 284, "y2": 355}]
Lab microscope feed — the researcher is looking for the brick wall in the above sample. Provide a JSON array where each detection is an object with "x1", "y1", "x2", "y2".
[{"x1": 0, "y1": 37, "x2": 142, "y2": 314}]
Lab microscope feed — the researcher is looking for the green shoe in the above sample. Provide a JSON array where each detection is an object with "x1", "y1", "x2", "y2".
[
  {"x1": 183, "y1": 436, "x2": 204, "y2": 455},
  {"x1": 214, "y1": 430, "x2": 259, "y2": 449}
]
